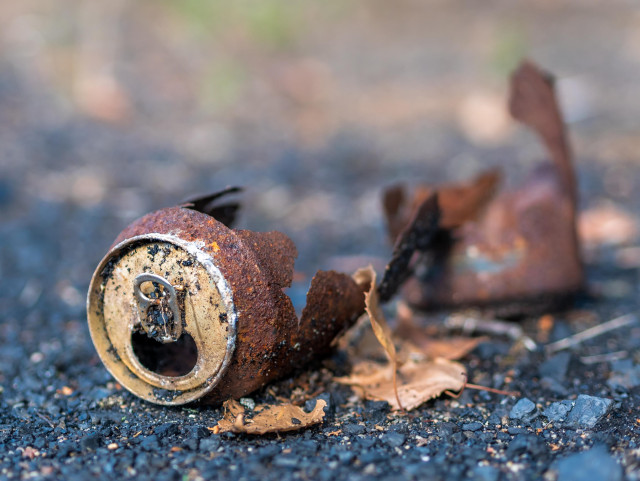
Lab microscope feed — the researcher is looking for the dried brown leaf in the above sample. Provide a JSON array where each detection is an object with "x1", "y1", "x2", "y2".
[
  {"x1": 401, "y1": 336, "x2": 487, "y2": 362},
  {"x1": 216, "y1": 399, "x2": 327, "y2": 435},
  {"x1": 337, "y1": 357, "x2": 466, "y2": 411},
  {"x1": 353, "y1": 266, "x2": 402, "y2": 408},
  {"x1": 353, "y1": 267, "x2": 396, "y2": 363},
  {"x1": 394, "y1": 307, "x2": 486, "y2": 360}
]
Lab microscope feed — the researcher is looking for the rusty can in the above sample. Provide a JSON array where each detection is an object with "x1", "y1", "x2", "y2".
[{"x1": 87, "y1": 201, "x2": 365, "y2": 406}]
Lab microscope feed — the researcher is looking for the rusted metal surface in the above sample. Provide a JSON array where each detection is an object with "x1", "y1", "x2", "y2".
[
  {"x1": 87, "y1": 200, "x2": 365, "y2": 406},
  {"x1": 382, "y1": 61, "x2": 583, "y2": 315},
  {"x1": 378, "y1": 194, "x2": 440, "y2": 303},
  {"x1": 182, "y1": 186, "x2": 242, "y2": 227}
]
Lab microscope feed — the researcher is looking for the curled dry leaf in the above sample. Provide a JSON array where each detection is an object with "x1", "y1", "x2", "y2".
[
  {"x1": 344, "y1": 266, "x2": 468, "y2": 411},
  {"x1": 353, "y1": 266, "x2": 401, "y2": 408},
  {"x1": 353, "y1": 267, "x2": 397, "y2": 364},
  {"x1": 395, "y1": 303, "x2": 486, "y2": 361},
  {"x1": 337, "y1": 358, "x2": 466, "y2": 411},
  {"x1": 216, "y1": 399, "x2": 327, "y2": 435},
  {"x1": 401, "y1": 336, "x2": 487, "y2": 362}
]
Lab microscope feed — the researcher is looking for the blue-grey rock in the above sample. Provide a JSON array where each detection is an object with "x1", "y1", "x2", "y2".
[
  {"x1": 540, "y1": 376, "x2": 569, "y2": 396},
  {"x1": 382, "y1": 431, "x2": 406, "y2": 447},
  {"x1": 199, "y1": 437, "x2": 220, "y2": 451},
  {"x1": 539, "y1": 352, "x2": 571, "y2": 382},
  {"x1": 553, "y1": 445, "x2": 622, "y2": 481},
  {"x1": 506, "y1": 433, "x2": 547, "y2": 457},
  {"x1": 510, "y1": 398, "x2": 538, "y2": 422},
  {"x1": 472, "y1": 465, "x2": 499, "y2": 481},
  {"x1": 462, "y1": 422, "x2": 483, "y2": 432},
  {"x1": 607, "y1": 359, "x2": 640, "y2": 390},
  {"x1": 565, "y1": 395, "x2": 613, "y2": 429},
  {"x1": 343, "y1": 423, "x2": 366, "y2": 435},
  {"x1": 543, "y1": 400, "x2": 574, "y2": 423}
]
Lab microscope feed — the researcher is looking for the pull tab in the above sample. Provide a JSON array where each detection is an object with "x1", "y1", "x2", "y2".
[{"x1": 133, "y1": 273, "x2": 183, "y2": 343}]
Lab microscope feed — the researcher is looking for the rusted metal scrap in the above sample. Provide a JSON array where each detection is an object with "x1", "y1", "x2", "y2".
[
  {"x1": 382, "y1": 61, "x2": 583, "y2": 315},
  {"x1": 87, "y1": 187, "x2": 365, "y2": 405}
]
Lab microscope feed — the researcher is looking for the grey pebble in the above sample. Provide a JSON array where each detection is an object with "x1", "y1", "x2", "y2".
[
  {"x1": 565, "y1": 395, "x2": 612, "y2": 429},
  {"x1": 543, "y1": 400, "x2": 574, "y2": 423},
  {"x1": 553, "y1": 445, "x2": 621, "y2": 481},
  {"x1": 608, "y1": 359, "x2": 640, "y2": 390},
  {"x1": 539, "y1": 352, "x2": 571, "y2": 383},
  {"x1": 509, "y1": 398, "x2": 538, "y2": 422},
  {"x1": 462, "y1": 422, "x2": 483, "y2": 432},
  {"x1": 382, "y1": 431, "x2": 406, "y2": 447},
  {"x1": 472, "y1": 465, "x2": 500, "y2": 481}
]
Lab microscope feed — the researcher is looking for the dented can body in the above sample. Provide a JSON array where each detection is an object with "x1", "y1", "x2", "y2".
[
  {"x1": 401, "y1": 170, "x2": 583, "y2": 314},
  {"x1": 381, "y1": 61, "x2": 584, "y2": 316},
  {"x1": 87, "y1": 206, "x2": 365, "y2": 405}
]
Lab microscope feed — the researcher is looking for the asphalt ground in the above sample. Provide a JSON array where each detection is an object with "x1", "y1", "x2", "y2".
[{"x1": 1, "y1": 2, "x2": 640, "y2": 480}]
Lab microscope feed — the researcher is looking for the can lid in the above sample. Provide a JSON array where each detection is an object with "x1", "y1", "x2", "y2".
[{"x1": 87, "y1": 233, "x2": 237, "y2": 405}]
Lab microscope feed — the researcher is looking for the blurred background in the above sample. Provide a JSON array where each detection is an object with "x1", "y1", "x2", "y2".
[{"x1": 1, "y1": 0, "x2": 640, "y2": 320}]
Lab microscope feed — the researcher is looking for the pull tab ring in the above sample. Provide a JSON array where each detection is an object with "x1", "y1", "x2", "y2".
[{"x1": 133, "y1": 273, "x2": 183, "y2": 343}]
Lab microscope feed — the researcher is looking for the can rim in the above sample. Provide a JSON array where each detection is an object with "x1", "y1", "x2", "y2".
[{"x1": 86, "y1": 233, "x2": 238, "y2": 405}]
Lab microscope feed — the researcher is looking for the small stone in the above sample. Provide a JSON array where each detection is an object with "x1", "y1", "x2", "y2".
[
  {"x1": 154, "y1": 422, "x2": 179, "y2": 437},
  {"x1": 472, "y1": 465, "x2": 500, "y2": 481},
  {"x1": 337, "y1": 451, "x2": 355, "y2": 464},
  {"x1": 543, "y1": 400, "x2": 574, "y2": 423},
  {"x1": 356, "y1": 437, "x2": 376, "y2": 449},
  {"x1": 199, "y1": 438, "x2": 220, "y2": 451},
  {"x1": 107, "y1": 443, "x2": 118, "y2": 450},
  {"x1": 462, "y1": 422, "x2": 483, "y2": 432},
  {"x1": 506, "y1": 434, "x2": 547, "y2": 457},
  {"x1": 553, "y1": 445, "x2": 622, "y2": 481},
  {"x1": 438, "y1": 422, "x2": 457, "y2": 439},
  {"x1": 507, "y1": 427, "x2": 528, "y2": 435},
  {"x1": 272, "y1": 455, "x2": 299, "y2": 468},
  {"x1": 539, "y1": 352, "x2": 571, "y2": 382},
  {"x1": 540, "y1": 376, "x2": 569, "y2": 396},
  {"x1": 343, "y1": 423, "x2": 366, "y2": 435},
  {"x1": 509, "y1": 398, "x2": 538, "y2": 422},
  {"x1": 360, "y1": 450, "x2": 385, "y2": 464},
  {"x1": 239, "y1": 398, "x2": 255, "y2": 410},
  {"x1": 607, "y1": 359, "x2": 640, "y2": 390},
  {"x1": 363, "y1": 464, "x2": 377, "y2": 476},
  {"x1": 140, "y1": 435, "x2": 159, "y2": 451},
  {"x1": 565, "y1": 395, "x2": 613, "y2": 429},
  {"x1": 80, "y1": 433, "x2": 101, "y2": 451},
  {"x1": 382, "y1": 431, "x2": 406, "y2": 448}
]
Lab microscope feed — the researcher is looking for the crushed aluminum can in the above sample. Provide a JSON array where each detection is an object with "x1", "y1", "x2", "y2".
[
  {"x1": 382, "y1": 61, "x2": 584, "y2": 316},
  {"x1": 87, "y1": 188, "x2": 365, "y2": 405}
]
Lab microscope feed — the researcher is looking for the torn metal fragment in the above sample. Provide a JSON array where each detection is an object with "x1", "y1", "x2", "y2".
[
  {"x1": 87, "y1": 194, "x2": 365, "y2": 406},
  {"x1": 378, "y1": 194, "x2": 440, "y2": 303},
  {"x1": 182, "y1": 186, "x2": 243, "y2": 227},
  {"x1": 382, "y1": 61, "x2": 583, "y2": 315}
]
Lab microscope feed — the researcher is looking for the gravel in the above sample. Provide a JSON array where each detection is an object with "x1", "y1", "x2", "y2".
[
  {"x1": 2, "y1": 4, "x2": 640, "y2": 480},
  {"x1": 553, "y1": 445, "x2": 623, "y2": 481}
]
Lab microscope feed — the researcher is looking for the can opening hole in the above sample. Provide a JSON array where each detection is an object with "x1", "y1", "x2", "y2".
[
  {"x1": 139, "y1": 280, "x2": 167, "y2": 299},
  {"x1": 131, "y1": 331, "x2": 198, "y2": 377}
]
